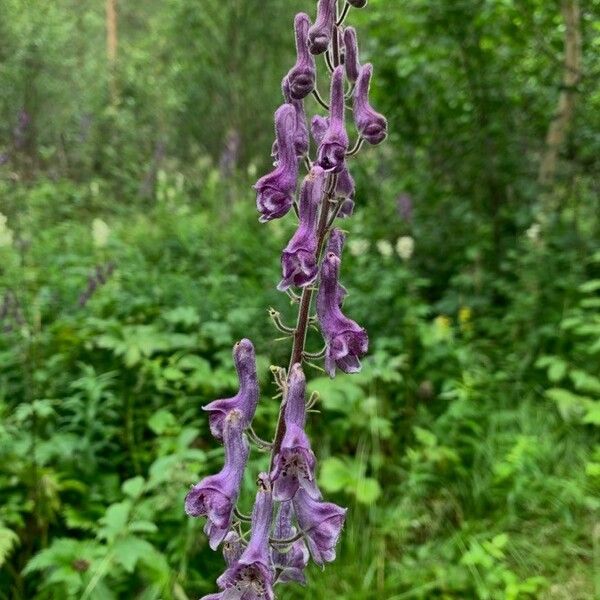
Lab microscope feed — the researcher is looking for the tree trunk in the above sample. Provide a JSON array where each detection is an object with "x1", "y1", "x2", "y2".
[
  {"x1": 538, "y1": 0, "x2": 582, "y2": 187},
  {"x1": 106, "y1": 0, "x2": 118, "y2": 103}
]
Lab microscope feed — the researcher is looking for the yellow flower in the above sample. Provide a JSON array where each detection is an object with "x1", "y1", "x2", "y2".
[{"x1": 458, "y1": 307, "x2": 472, "y2": 324}]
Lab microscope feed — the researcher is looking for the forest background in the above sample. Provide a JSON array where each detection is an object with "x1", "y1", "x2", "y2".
[{"x1": 0, "y1": 0, "x2": 599, "y2": 598}]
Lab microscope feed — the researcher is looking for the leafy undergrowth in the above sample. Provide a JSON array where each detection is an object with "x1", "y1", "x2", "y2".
[{"x1": 0, "y1": 178, "x2": 598, "y2": 599}]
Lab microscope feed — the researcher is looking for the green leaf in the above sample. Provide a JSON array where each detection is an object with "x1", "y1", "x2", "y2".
[
  {"x1": 112, "y1": 536, "x2": 155, "y2": 573},
  {"x1": 582, "y1": 401, "x2": 600, "y2": 426},
  {"x1": 354, "y1": 478, "x2": 381, "y2": 505},
  {"x1": 319, "y1": 457, "x2": 352, "y2": 493},
  {"x1": 98, "y1": 502, "x2": 131, "y2": 542},
  {"x1": 122, "y1": 476, "x2": 145, "y2": 498},
  {"x1": 148, "y1": 409, "x2": 177, "y2": 435},
  {"x1": 0, "y1": 526, "x2": 19, "y2": 567},
  {"x1": 545, "y1": 388, "x2": 591, "y2": 422},
  {"x1": 413, "y1": 426, "x2": 437, "y2": 447}
]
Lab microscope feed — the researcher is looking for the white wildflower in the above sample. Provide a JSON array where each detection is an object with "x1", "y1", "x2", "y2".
[
  {"x1": 376, "y1": 239, "x2": 393, "y2": 258},
  {"x1": 0, "y1": 213, "x2": 14, "y2": 247},
  {"x1": 92, "y1": 218, "x2": 110, "y2": 248},
  {"x1": 396, "y1": 235, "x2": 414, "y2": 261},
  {"x1": 348, "y1": 239, "x2": 370, "y2": 257},
  {"x1": 525, "y1": 223, "x2": 541, "y2": 242}
]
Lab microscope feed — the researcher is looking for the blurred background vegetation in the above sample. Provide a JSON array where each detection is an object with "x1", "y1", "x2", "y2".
[{"x1": 0, "y1": 0, "x2": 599, "y2": 598}]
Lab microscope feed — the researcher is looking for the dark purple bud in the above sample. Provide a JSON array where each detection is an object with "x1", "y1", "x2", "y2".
[
  {"x1": 354, "y1": 63, "x2": 387, "y2": 145},
  {"x1": 343, "y1": 27, "x2": 361, "y2": 84},
  {"x1": 277, "y1": 166, "x2": 325, "y2": 291},
  {"x1": 347, "y1": 0, "x2": 368, "y2": 7},
  {"x1": 272, "y1": 501, "x2": 309, "y2": 585},
  {"x1": 185, "y1": 410, "x2": 250, "y2": 550},
  {"x1": 271, "y1": 364, "x2": 320, "y2": 501},
  {"x1": 308, "y1": 0, "x2": 336, "y2": 55},
  {"x1": 223, "y1": 531, "x2": 244, "y2": 566},
  {"x1": 293, "y1": 488, "x2": 346, "y2": 566},
  {"x1": 217, "y1": 474, "x2": 275, "y2": 599},
  {"x1": 317, "y1": 252, "x2": 368, "y2": 376},
  {"x1": 203, "y1": 339, "x2": 259, "y2": 441},
  {"x1": 317, "y1": 67, "x2": 349, "y2": 173},
  {"x1": 286, "y1": 13, "x2": 316, "y2": 99},
  {"x1": 325, "y1": 229, "x2": 348, "y2": 306},
  {"x1": 255, "y1": 104, "x2": 298, "y2": 222}
]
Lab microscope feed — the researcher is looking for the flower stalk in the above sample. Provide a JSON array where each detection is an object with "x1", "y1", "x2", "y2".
[{"x1": 186, "y1": 1, "x2": 387, "y2": 596}]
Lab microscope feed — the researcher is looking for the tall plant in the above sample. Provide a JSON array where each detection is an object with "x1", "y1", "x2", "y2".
[{"x1": 185, "y1": 1, "x2": 387, "y2": 596}]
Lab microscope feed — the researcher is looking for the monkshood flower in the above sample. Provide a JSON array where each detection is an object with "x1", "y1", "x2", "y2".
[
  {"x1": 283, "y1": 78, "x2": 309, "y2": 158},
  {"x1": 203, "y1": 339, "x2": 259, "y2": 441},
  {"x1": 325, "y1": 228, "x2": 348, "y2": 307},
  {"x1": 343, "y1": 27, "x2": 361, "y2": 84},
  {"x1": 354, "y1": 63, "x2": 388, "y2": 145},
  {"x1": 216, "y1": 474, "x2": 275, "y2": 600},
  {"x1": 317, "y1": 252, "x2": 368, "y2": 376},
  {"x1": 271, "y1": 364, "x2": 319, "y2": 501},
  {"x1": 308, "y1": 0, "x2": 336, "y2": 55},
  {"x1": 185, "y1": 410, "x2": 249, "y2": 550},
  {"x1": 317, "y1": 66, "x2": 349, "y2": 173},
  {"x1": 255, "y1": 104, "x2": 298, "y2": 222},
  {"x1": 311, "y1": 115, "x2": 355, "y2": 203},
  {"x1": 293, "y1": 488, "x2": 346, "y2": 566},
  {"x1": 286, "y1": 13, "x2": 316, "y2": 100},
  {"x1": 272, "y1": 501, "x2": 309, "y2": 585},
  {"x1": 277, "y1": 167, "x2": 325, "y2": 291},
  {"x1": 271, "y1": 79, "x2": 309, "y2": 161}
]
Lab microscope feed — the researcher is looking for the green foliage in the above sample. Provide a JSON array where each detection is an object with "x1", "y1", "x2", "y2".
[{"x1": 1, "y1": 0, "x2": 599, "y2": 598}]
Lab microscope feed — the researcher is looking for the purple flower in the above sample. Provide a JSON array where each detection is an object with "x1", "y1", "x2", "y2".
[
  {"x1": 255, "y1": 104, "x2": 298, "y2": 222},
  {"x1": 317, "y1": 252, "x2": 368, "y2": 376},
  {"x1": 271, "y1": 81, "x2": 309, "y2": 161},
  {"x1": 317, "y1": 67, "x2": 349, "y2": 173},
  {"x1": 277, "y1": 167, "x2": 325, "y2": 291},
  {"x1": 354, "y1": 63, "x2": 387, "y2": 145},
  {"x1": 203, "y1": 339, "x2": 259, "y2": 441},
  {"x1": 283, "y1": 78, "x2": 309, "y2": 158},
  {"x1": 271, "y1": 364, "x2": 320, "y2": 501},
  {"x1": 308, "y1": 0, "x2": 336, "y2": 55},
  {"x1": 325, "y1": 229, "x2": 349, "y2": 306},
  {"x1": 286, "y1": 13, "x2": 316, "y2": 99},
  {"x1": 217, "y1": 474, "x2": 275, "y2": 600},
  {"x1": 343, "y1": 27, "x2": 361, "y2": 84},
  {"x1": 396, "y1": 193, "x2": 413, "y2": 222},
  {"x1": 311, "y1": 115, "x2": 355, "y2": 202},
  {"x1": 293, "y1": 488, "x2": 346, "y2": 566},
  {"x1": 272, "y1": 501, "x2": 309, "y2": 585},
  {"x1": 185, "y1": 410, "x2": 249, "y2": 550}
]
